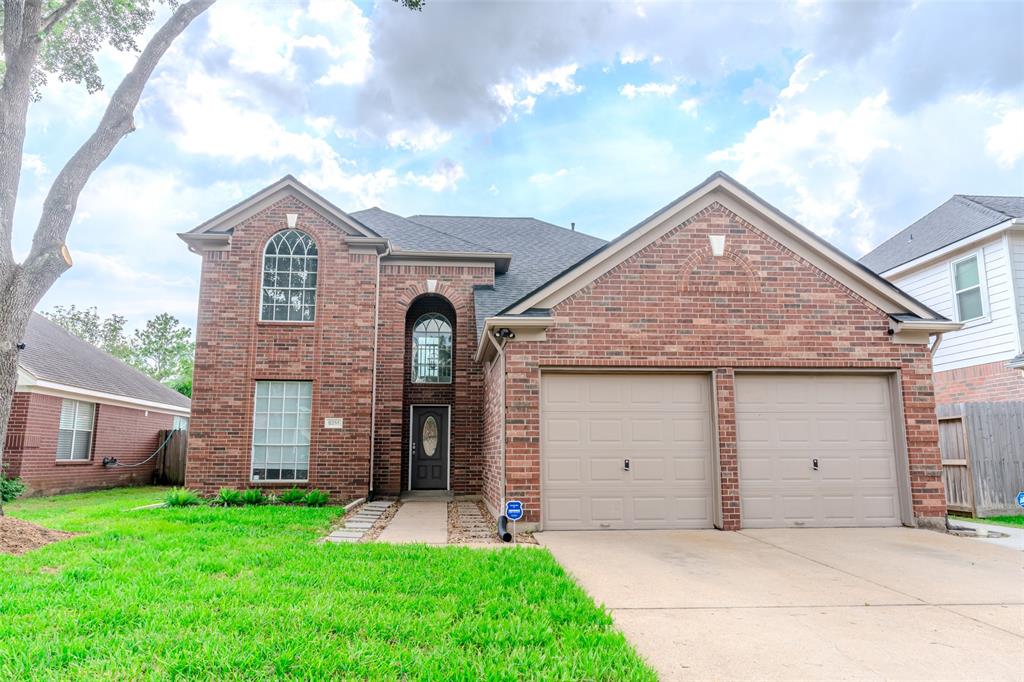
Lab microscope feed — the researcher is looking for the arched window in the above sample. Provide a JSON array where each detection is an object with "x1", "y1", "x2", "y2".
[
  {"x1": 261, "y1": 230, "x2": 318, "y2": 322},
  {"x1": 411, "y1": 313, "x2": 452, "y2": 383}
]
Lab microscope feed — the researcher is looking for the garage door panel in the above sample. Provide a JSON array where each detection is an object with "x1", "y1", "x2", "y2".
[
  {"x1": 542, "y1": 373, "x2": 713, "y2": 530},
  {"x1": 737, "y1": 374, "x2": 901, "y2": 529}
]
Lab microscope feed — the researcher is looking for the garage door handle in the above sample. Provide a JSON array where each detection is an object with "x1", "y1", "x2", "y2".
[
  {"x1": 624, "y1": 458, "x2": 630, "y2": 471},
  {"x1": 812, "y1": 458, "x2": 819, "y2": 471}
]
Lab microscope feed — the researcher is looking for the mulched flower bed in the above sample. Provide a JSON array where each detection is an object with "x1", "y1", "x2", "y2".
[{"x1": 0, "y1": 515, "x2": 74, "y2": 555}]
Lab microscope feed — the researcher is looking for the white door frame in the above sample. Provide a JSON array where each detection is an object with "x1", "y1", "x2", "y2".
[{"x1": 407, "y1": 404, "x2": 452, "y2": 491}]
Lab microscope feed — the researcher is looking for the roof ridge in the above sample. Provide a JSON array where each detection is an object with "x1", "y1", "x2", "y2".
[
  {"x1": 409, "y1": 213, "x2": 606, "y2": 242},
  {"x1": 401, "y1": 215, "x2": 501, "y2": 253},
  {"x1": 352, "y1": 207, "x2": 497, "y2": 253}
]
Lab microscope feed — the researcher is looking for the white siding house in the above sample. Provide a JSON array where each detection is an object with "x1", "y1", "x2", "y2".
[
  {"x1": 887, "y1": 236, "x2": 1019, "y2": 372},
  {"x1": 861, "y1": 195, "x2": 1024, "y2": 375}
]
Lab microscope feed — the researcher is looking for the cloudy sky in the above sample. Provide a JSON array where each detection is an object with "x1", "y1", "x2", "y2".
[{"x1": 14, "y1": 0, "x2": 1024, "y2": 331}]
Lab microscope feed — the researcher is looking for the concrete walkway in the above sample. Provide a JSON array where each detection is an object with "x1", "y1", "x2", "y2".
[
  {"x1": 377, "y1": 499, "x2": 447, "y2": 544},
  {"x1": 539, "y1": 527, "x2": 1024, "y2": 681}
]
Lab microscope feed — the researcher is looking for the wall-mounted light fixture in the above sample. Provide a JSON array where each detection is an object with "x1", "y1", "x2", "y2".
[
  {"x1": 494, "y1": 327, "x2": 516, "y2": 340},
  {"x1": 286, "y1": 213, "x2": 298, "y2": 228},
  {"x1": 708, "y1": 234, "x2": 726, "y2": 257}
]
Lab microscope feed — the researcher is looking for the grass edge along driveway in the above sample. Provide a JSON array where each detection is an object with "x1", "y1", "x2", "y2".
[{"x1": 0, "y1": 487, "x2": 654, "y2": 680}]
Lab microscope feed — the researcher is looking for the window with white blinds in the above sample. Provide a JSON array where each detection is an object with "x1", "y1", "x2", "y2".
[{"x1": 57, "y1": 399, "x2": 95, "y2": 461}]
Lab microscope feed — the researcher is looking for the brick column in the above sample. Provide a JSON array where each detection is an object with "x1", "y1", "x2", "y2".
[{"x1": 715, "y1": 367, "x2": 740, "y2": 530}]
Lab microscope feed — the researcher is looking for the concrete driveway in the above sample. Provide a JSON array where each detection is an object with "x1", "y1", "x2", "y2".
[{"x1": 537, "y1": 528, "x2": 1023, "y2": 680}]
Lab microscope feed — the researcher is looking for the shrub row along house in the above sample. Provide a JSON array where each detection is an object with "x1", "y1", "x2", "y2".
[
  {"x1": 180, "y1": 172, "x2": 958, "y2": 531},
  {"x1": 5, "y1": 314, "x2": 190, "y2": 495}
]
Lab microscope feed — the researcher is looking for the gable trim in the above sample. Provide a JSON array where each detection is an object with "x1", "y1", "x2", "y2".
[
  {"x1": 179, "y1": 176, "x2": 379, "y2": 251},
  {"x1": 500, "y1": 172, "x2": 945, "y2": 322}
]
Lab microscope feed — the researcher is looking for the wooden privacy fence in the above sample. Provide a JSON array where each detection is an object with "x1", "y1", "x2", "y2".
[
  {"x1": 937, "y1": 401, "x2": 1024, "y2": 517},
  {"x1": 154, "y1": 429, "x2": 188, "y2": 486}
]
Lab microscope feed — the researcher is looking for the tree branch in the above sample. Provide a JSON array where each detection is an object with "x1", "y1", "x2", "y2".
[
  {"x1": 22, "y1": 0, "x2": 215, "y2": 302},
  {"x1": 37, "y1": 0, "x2": 82, "y2": 38},
  {"x1": 0, "y1": 0, "x2": 45, "y2": 268}
]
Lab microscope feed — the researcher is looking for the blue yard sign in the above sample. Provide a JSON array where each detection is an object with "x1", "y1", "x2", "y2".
[
  {"x1": 505, "y1": 500, "x2": 524, "y2": 521},
  {"x1": 1017, "y1": 491, "x2": 1024, "y2": 509}
]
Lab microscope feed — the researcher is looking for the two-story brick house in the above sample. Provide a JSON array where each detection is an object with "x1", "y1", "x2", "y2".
[{"x1": 181, "y1": 172, "x2": 957, "y2": 531}]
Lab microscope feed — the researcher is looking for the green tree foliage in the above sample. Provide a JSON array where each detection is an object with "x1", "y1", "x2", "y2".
[{"x1": 45, "y1": 306, "x2": 194, "y2": 394}]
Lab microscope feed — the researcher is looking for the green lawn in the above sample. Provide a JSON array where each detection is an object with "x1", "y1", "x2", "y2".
[
  {"x1": 0, "y1": 487, "x2": 654, "y2": 680},
  {"x1": 951, "y1": 514, "x2": 1024, "y2": 528}
]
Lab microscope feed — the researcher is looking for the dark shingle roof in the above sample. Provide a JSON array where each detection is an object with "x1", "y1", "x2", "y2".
[
  {"x1": 19, "y1": 313, "x2": 191, "y2": 410},
  {"x1": 407, "y1": 215, "x2": 607, "y2": 334},
  {"x1": 861, "y1": 195, "x2": 1023, "y2": 273},
  {"x1": 349, "y1": 208, "x2": 495, "y2": 254}
]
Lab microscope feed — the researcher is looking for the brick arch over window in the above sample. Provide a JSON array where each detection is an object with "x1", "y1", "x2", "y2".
[
  {"x1": 680, "y1": 246, "x2": 760, "y2": 293},
  {"x1": 397, "y1": 281, "x2": 469, "y2": 313}
]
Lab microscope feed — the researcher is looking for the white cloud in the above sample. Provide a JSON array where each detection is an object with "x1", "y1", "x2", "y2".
[
  {"x1": 405, "y1": 161, "x2": 466, "y2": 192},
  {"x1": 986, "y1": 106, "x2": 1024, "y2": 169},
  {"x1": 22, "y1": 154, "x2": 47, "y2": 176},
  {"x1": 620, "y1": 82, "x2": 677, "y2": 99},
  {"x1": 529, "y1": 168, "x2": 570, "y2": 184},
  {"x1": 679, "y1": 98, "x2": 700, "y2": 116},
  {"x1": 386, "y1": 125, "x2": 452, "y2": 152}
]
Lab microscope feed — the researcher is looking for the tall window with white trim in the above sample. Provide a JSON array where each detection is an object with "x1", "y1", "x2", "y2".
[
  {"x1": 411, "y1": 313, "x2": 453, "y2": 383},
  {"x1": 57, "y1": 399, "x2": 95, "y2": 460},
  {"x1": 261, "y1": 230, "x2": 318, "y2": 322},
  {"x1": 251, "y1": 381, "x2": 311, "y2": 482},
  {"x1": 952, "y1": 255, "x2": 984, "y2": 322}
]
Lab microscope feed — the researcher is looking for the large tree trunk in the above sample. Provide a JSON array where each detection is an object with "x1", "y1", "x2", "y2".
[{"x1": 0, "y1": 0, "x2": 216, "y2": 513}]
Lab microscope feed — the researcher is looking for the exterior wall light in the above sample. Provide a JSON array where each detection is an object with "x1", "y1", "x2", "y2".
[{"x1": 494, "y1": 328, "x2": 516, "y2": 340}]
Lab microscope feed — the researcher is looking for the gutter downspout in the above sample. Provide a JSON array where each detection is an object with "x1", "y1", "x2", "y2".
[
  {"x1": 367, "y1": 240, "x2": 392, "y2": 499},
  {"x1": 930, "y1": 332, "x2": 945, "y2": 357}
]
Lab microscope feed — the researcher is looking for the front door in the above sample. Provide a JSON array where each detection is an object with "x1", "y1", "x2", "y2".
[{"x1": 410, "y1": 406, "x2": 448, "y2": 490}]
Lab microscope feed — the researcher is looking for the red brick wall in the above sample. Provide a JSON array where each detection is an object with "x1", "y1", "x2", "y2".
[
  {"x1": 497, "y1": 202, "x2": 946, "y2": 528},
  {"x1": 934, "y1": 360, "x2": 1024, "y2": 405},
  {"x1": 3, "y1": 392, "x2": 30, "y2": 476},
  {"x1": 480, "y1": 349, "x2": 505, "y2": 514},
  {"x1": 4, "y1": 392, "x2": 174, "y2": 495},
  {"x1": 185, "y1": 195, "x2": 378, "y2": 500},
  {"x1": 372, "y1": 269, "x2": 492, "y2": 495}
]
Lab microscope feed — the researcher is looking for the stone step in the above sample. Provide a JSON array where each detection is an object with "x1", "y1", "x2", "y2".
[
  {"x1": 328, "y1": 530, "x2": 364, "y2": 539},
  {"x1": 325, "y1": 535, "x2": 358, "y2": 543},
  {"x1": 344, "y1": 522, "x2": 374, "y2": 530}
]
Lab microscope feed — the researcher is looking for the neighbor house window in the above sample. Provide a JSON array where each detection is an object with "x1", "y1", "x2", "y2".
[
  {"x1": 952, "y1": 254, "x2": 984, "y2": 322},
  {"x1": 57, "y1": 399, "x2": 95, "y2": 461},
  {"x1": 260, "y1": 230, "x2": 318, "y2": 322},
  {"x1": 251, "y1": 381, "x2": 311, "y2": 482},
  {"x1": 411, "y1": 313, "x2": 453, "y2": 383}
]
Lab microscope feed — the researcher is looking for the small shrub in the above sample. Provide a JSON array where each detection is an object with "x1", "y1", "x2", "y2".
[
  {"x1": 240, "y1": 488, "x2": 267, "y2": 506},
  {"x1": 1, "y1": 471, "x2": 26, "y2": 503},
  {"x1": 279, "y1": 488, "x2": 306, "y2": 504},
  {"x1": 264, "y1": 493, "x2": 279, "y2": 505},
  {"x1": 214, "y1": 488, "x2": 244, "y2": 507},
  {"x1": 302, "y1": 490, "x2": 329, "y2": 507},
  {"x1": 165, "y1": 488, "x2": 201, "y2": 507}
]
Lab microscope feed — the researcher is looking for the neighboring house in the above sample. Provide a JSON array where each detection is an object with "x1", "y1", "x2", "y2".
[
  {"x1": 180, "y1": 172, "x2": 956, "y2": 531},
  {"x1": 4, "y1": 313, "x2": 191, "y2": 495},
  {"x1": 862, "y1": 195, "x2": 1024, "y2": 517},
  {"x1": 861, "y1": 194, "x2": 1024, "y2": 405}
]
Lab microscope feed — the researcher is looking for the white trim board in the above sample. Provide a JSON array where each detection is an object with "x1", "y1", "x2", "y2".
[
  {"x1": 502, "y1": 173, "x2": 944, "y2": 322},
  {"x1": 15, "y1": 373, "x2": 190, "y2": 417}
]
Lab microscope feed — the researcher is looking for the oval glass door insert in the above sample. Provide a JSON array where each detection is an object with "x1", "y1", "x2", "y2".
[{"x1": 422, "y1": 415, "x2": 438, "y2": 457}]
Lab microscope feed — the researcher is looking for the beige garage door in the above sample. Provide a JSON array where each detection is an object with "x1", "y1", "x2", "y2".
[
  {"x1": 736, "y1": 374, "x2": 902, "y2": 528},
  {"x1": 541, "y1": 373, "x2": 714, "y2": 530}
]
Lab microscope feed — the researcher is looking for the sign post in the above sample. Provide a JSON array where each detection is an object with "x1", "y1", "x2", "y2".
[{"x1": 505, "y1": 500, "x2": 524, "y2": 544}]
